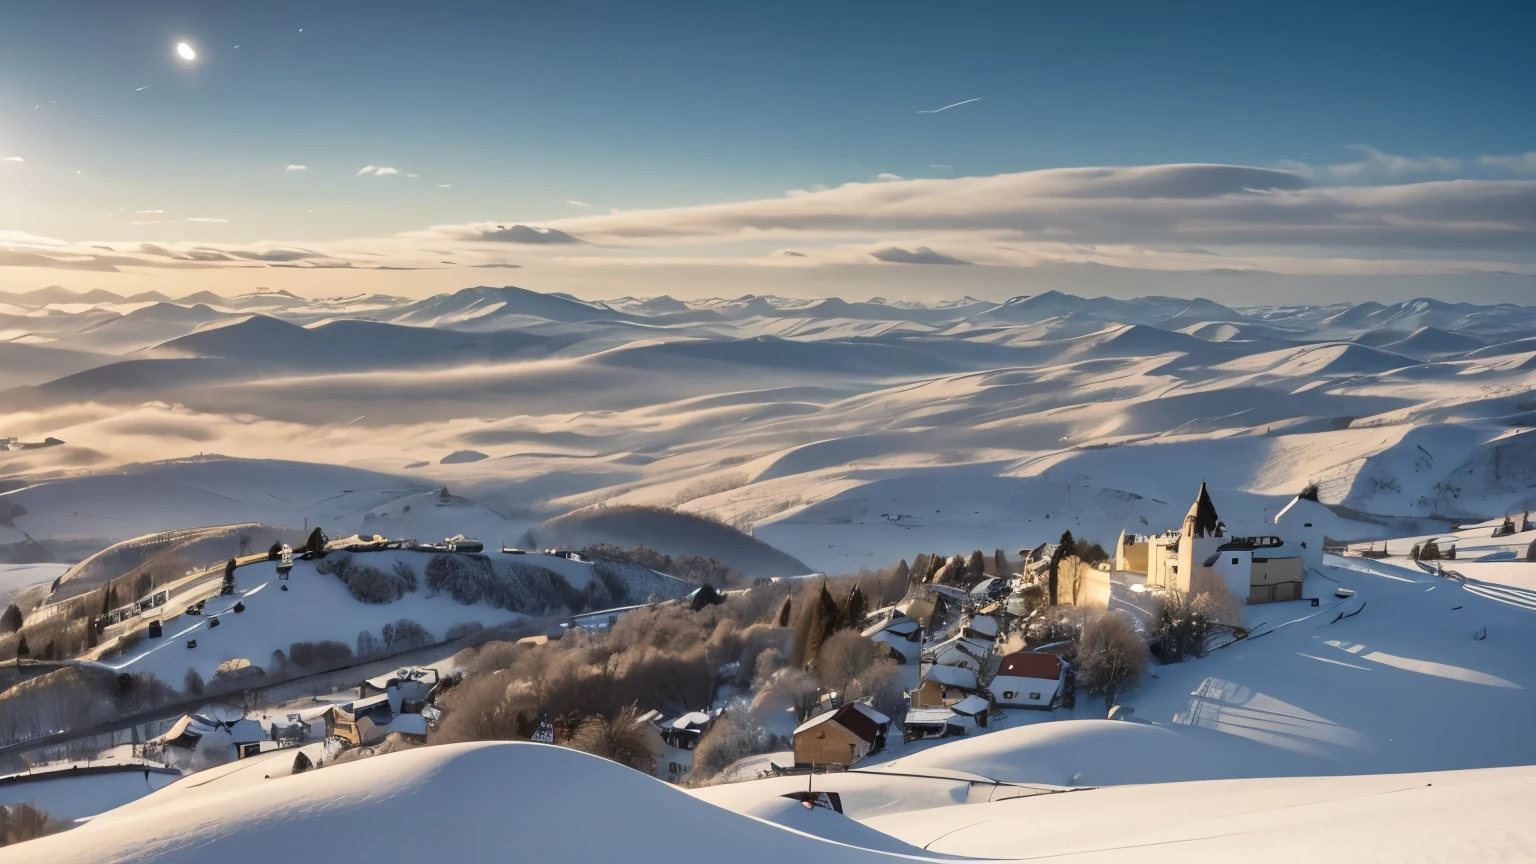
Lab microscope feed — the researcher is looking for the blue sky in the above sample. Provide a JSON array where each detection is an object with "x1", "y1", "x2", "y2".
[{"x1": 1, "y1": 0, "x2": 1533, "y2": 300}]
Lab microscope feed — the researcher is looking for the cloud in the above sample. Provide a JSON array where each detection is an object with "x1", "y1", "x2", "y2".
[
  {"x1": 2, "y1": 156, "x2": 22, "y2": 163},
  {"x1": 286, "y1": 164, "x2": 307, "y2": 171},
  {"x1": 471, "y1": 263, "x2": 523, "y2": 269},
  {"x1": 1329, "y1": 144, "x2": 1461, "y2": 179},
  {"x1": 184, "y1": 217, "x2": 228, "y2": 223},
  {"x1": 374, "y1": 167, "x2": 399, "y2": 176},
  {"x1": 931, "y1": 164, "x2": 953, "y2": 169},
  {"x1": 358, "y1": 165, "x2": 378, "y2": 175},
  {"x1": 518, "y1": 163, "x2": 1533, "y2": 251},
  {"x1": 775, "y1": 250, "x2": 807, "y2": 258},
  {"x1": 785, "y1": 184, "x2": 829, "y2": 197},
  {"x1": 1480, "y1": 152, "x2": 1536, "y2": 176},
  {"x1": 437, "y1": 184, "x2": 451, "y2": 188},
  {"x1": 870, "y1": 245, "x2": 971, "y2": 265},
  {"x1": 407, "y1": 173, "x2": 420, "y2": 178},
  {"x1": 876, "y1": 173, "x2": 904, "y2": 182},
  {"x1": 1274, "y1": 159, "x2": 1315, "y2": 179},
  {"x1": 567, "y1": 200, "x2": 595, "y2": 208},
  {"x1": 425, "y1": 223, "x2": 584, "y2": 244},
  {"x1": 135, "y1": 209, "x2": 165, "y2": 214}
]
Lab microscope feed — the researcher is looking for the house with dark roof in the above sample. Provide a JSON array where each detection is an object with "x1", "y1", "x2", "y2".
[
  {"x1": 989, "y1": 651, "x2": 1070, "y2": 709},
  {"x1": 792, "y1": 702, "x2": 889, "y2": 767}
]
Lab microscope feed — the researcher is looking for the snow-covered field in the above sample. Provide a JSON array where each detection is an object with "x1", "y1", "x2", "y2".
[
  {"x1": 13, "y1": 740, "x2": 1536, "y2": 864},
  {"x1": 8, "y1": 287, "x2": 1536, "y2": 859},
  {"x1": 9, "y1": 287, "x2": 1536, "y2": 575}
]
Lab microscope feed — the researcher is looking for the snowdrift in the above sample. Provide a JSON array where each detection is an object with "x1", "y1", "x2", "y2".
[{"x1": 11, "y1": 743, "x2": 921, "y2": 864}]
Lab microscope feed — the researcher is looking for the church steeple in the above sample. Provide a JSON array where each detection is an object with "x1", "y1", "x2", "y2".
[{"x1": 1184, "y1": 481, "x2": 1220, "y2": 538}]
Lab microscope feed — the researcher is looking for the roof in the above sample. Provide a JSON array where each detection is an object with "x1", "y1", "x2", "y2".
[
  {"x1": 963, "y1": 615, "x2": 999, "y2": 638},
  {"x1": 920, "y1": 665, "x2": 979, "y2": 689},
  {"x1": 346, "y1": 693, "x2": 392, "y2": 712},
  {"x1": 904, "y1": 708, "x2": 962, "y2": 725},
  {"x1": 669, "y1": 710, "x2": 718, "y2": 730},
  {"x1": 863, "y1": 616, "x2": 921, "y2": 639},
  {"x1": 950, "y1": 694, "x2": 991, "y2": 717},
  {"x1": 229, "y1": 718, "x2": 266, "y2": 745},
  {"x1": 385, "y1": 714, "x2": 429, "y2": 736},
  {"x1": 997, "y1": 651, "x2": 1066, "y2": 680},
  {"x1": 925, "y1": 634, "x2": 993, "y2": 662},
  {"x1": 793, "y1": 702, "x2": 889, "y2": 742},
  {"x1": 1186, "y1": 481, "x2": 1221, "y2": 538}
]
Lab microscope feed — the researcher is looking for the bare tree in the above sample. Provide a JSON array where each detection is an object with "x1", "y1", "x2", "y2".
[
  {"x1": 815, "y1": 630, "x2": 877, "y2": 697},
  {"x1": 566, "y1": 704, "x2": 655, "y2": 772},
  {"x1": 688, "y1": 714, "x2": 777, "y2": 785},
  {"x1": 753, "y1": 667, "x2": 820, "y2": 723},
  {"x1": 1076, "y1": 611, "x2": 1147, "y2": 714}
]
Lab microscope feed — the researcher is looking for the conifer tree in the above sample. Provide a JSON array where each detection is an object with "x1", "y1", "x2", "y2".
[{"x1": 843, "y1": 584, "x2": 868, "y2": 630}]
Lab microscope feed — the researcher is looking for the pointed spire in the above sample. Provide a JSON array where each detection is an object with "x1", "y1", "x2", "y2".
[{"x1": 1184, "y1": 481, "x2": 1220, "y2": 538}]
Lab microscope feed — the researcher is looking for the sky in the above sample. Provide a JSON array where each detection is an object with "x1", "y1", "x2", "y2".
[{"x1": 1, "y1": 0, "x2": 1534, "y2": 302}]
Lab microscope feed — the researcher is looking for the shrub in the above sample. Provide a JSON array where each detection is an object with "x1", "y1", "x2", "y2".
[
  {"x1": 356, "y1": 630, "x2": 382, "y2": 659},
  {"x1": 0, "y1": 802, "x2": 62, "y2": 847},
  {"x1": 566, "y1": 705, "x2": 655, "y2": 773},
  {"x1": 339, "y1": 562, "x2": 411, "y2": 604},
  {"x1": 392, "y1": 559, "x2": 420, "y2": 592},
  {"x1": 424, "y1": 554, "x2": 567, "y2": 614},
  {"x1": 814, "y1": 630, "x2": 877, "y2": 697},
  {"x1": 183, "y1": 667, "x2": 205, "y2": 697},
  {"x1": 844, "y1": 659, "x2": 906, "y2": 721},
  {"x1": 1077, "y1": 611, "x2": 1147, "y2": 714},
  {"x1": 0, "y1": 605, "x2": 21, "y2": 635},
  {"x1": 688, "y1": 714, "x2": 777, "y2": 785},
  {"x1": 1150, "y1": 591, "x2": 1218, "y2": 663},
  {"x1": 288, "y1": 640, "x2": 353, "y2": 669},
  {"x1": 381, "y1": 618, "x2": 434, "y2": 652}
]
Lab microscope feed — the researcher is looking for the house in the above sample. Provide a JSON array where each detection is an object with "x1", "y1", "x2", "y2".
[
  {"x1": 1117, "y1": 482, "x2": 1305, "y2": 605},
  {"x1": 792, "y1": 702, "x2": 890, "y2": 767},
  {"x1": 911, "y1": 664, "x2": 979, "y2": 708},
  {"x1": 960, "y1": 615, "x2": 999, "y2": 641},
  {"x1": 949, "y1": 693, "x2": 991, "y2": 728},
  {"x1": 990, "y1": 651, "x2": 1069, "y2": 709},
  {"x1": 1272, "y1": 491, "x2": 1328, "y2": 571},
  {"x1": 636, "y1": 708, "x2": 722, "y2": 784},
  {"x1": 863, "y1": 615, "x2": 921, "y2": 663},
  {"x1": 323, "y1": 694, "x2": 397, "y2": 746},
  {"x1": 903, "y1": 707, "x2": 974, "y2": 741},
  {"x1": 360, "y1": 666, "x2": 440, "y2": 712},
  {"x1": 922, "y1": 633, "x2": 993, "y2": 671}
]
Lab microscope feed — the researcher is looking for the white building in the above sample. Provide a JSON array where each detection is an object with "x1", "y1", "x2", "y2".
[{"x1": 989, "y1": 651, "x2": 1069, "y2": 709}]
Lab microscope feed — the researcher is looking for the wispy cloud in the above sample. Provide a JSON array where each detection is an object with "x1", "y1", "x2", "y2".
[
  {"x1": 1329, "y1": 144, "x2": 1460, "y2": 179},
  {"x1": 357, "y1": 165, "x2": 378, "y2": 175},
  {"x1": 423, "y1": 223, "x2": 583, "y2": 245},
  {"x1": 135, "y1": 209, "x2": 165, "y2": 214},
  {"x1": 930, "y1": 164, "x2": 953, "y2": 169},
  {"x1": 286, "y1": 164, "x2": 307, "y2": 171},
  {"x1": 437, "y1": 184, "x2": 452, "y2": 188},
  {"x1": 876, "y1": 173, "x2": 904, "y2": 182},
  {"x1": 917, "y1": 97, "x2": 981, "y2": 114},
  {"x1": 406, "y1": 173, "x2": 420, "y2": 178},
  {"x1": 1479, "y1": 152, "x2": 1536, "y2": 176},
  {"x1": 184, "y1": 217, "x2": 228, "y2": 223},
  {"x1": 374, "y1": 167, "x2": 399, "y2": 176},
  {"x1": 2, "y1": 156, "x2": 22, "y2": 163},
  {"x1": 567, "y1": 200, "x2": 596, "y2": 208}
]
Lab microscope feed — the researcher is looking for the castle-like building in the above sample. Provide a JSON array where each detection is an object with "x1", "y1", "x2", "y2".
[{"x1": 1116, "y1": 483, "x2": 1324, "y2": 604}]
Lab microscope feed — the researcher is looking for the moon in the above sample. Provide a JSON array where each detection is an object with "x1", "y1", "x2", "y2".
[{"x1": 176, "y1": 42, "x2": 196, "y2": 61}]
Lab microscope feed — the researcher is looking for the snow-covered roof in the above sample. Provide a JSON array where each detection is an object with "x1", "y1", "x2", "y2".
[
  {"x1": 963, "y1": 615, "x2": 999, "y2": 638},
  {"x1": 862, "y1": 616, "x2": 921, "y2": 639},
  {"x1": 950, "y1": 694, "x2": 991, "y2": 717},
  {"x1": 385, "y1": 714, "x2": 428, "y2": 736},
  {"x1": 903, "y1": 708, "x2": 961, "y2": 725},
  {"x1": 229, "y1": 718, "x2": 266, "y2": 745},
  {"x1": 920, "y1": 665, "x2": 978, "y2": 690},
  {"x1": 792, "y1": 701, "x2": 889, "y2": 737},
  {"x1": 670, "y1": 710, "x2": 718, "y2": 730}
]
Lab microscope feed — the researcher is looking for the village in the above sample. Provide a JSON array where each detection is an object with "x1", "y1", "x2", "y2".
[{"x1": 11, "y1": 479, "x2": 1340, "y2": 792}]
